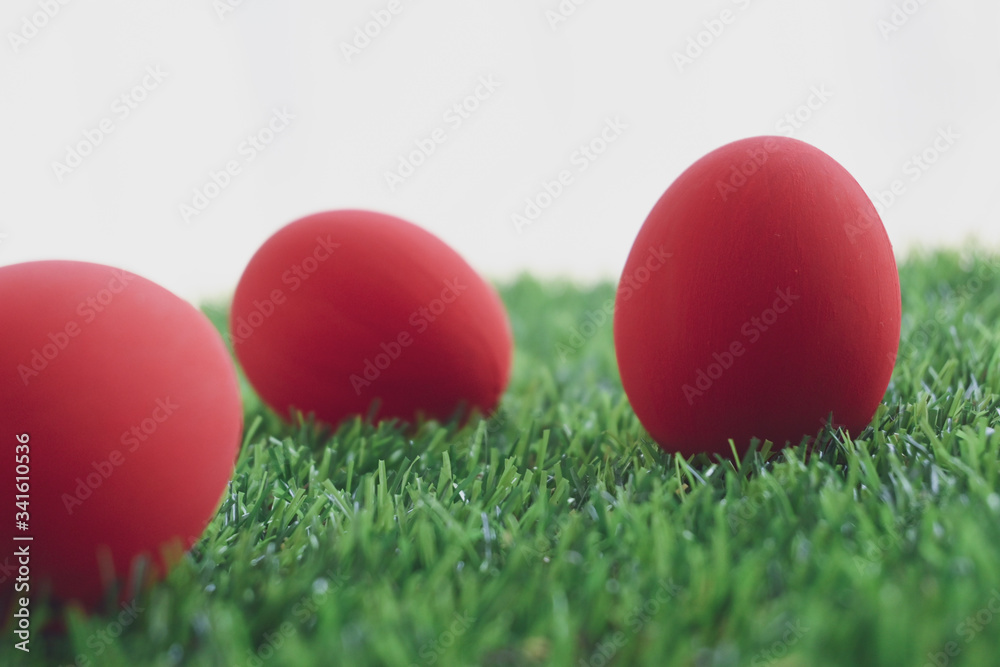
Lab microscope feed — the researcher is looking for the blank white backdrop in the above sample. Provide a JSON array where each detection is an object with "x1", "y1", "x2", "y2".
[{"x1": 2, "y1": 0, "x2": 998, "y2": 302}]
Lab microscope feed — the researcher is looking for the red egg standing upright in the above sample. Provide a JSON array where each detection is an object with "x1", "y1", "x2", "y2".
[
  {"x1": 614, "y1": 136, "x2": 901, "y2": 458},
  {"x1": 231, "y1": 210, "x2": 512, "y2": 426},
  {"x1": 0, "y1": 261, "x2": 243, "y2": 609}
]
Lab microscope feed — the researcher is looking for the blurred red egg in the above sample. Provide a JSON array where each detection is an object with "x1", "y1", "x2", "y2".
[
  {"x1": 231, "y1": 210, "x2": 512, "y2": 426},
  {"x1": 614, "y1": 136, "x2": 901, "y2": 458},
  {"x1": 0, "y1": 261, "x2": 242, "y2": 608}
]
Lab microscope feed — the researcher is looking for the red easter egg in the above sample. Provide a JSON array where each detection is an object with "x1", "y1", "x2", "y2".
[
  {"x1": 0, "y1": 261, "x2": 242, "y2": 608},
  {"x1": 231, "y1": 210, "x2": 512, "y2": 425},
  {"x1": 614, "y1": 136, "x2": 901, "y2": 458}
]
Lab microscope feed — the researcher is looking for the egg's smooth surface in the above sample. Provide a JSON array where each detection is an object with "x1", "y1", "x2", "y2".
[
  {"x1": 231, "y1": 210, "x2": 512, "y2": 425},
  {"x1": 0, "y1": 261, "x2": 243, "y2": 607},
  {"x1": 614, "y1": 136, "x2": 901, "y2": 457}
]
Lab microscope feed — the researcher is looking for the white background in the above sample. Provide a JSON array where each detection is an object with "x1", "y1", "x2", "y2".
[{"x1": 2, "y1": 0, "x2": 998, "y2": 303}]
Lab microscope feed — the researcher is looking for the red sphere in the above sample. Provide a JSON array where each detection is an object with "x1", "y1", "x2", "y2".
[
  {"x1": 614, "y1": 136, "x2": 901, "y2": 458},
  {"x1": 0, "y1": 261, "x2": 242, "y2": 608},
  {"x1": 231, "y1": 210, "x2": 512, "y2": 425}
]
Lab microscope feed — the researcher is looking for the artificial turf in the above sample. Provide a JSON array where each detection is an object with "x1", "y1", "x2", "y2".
[{"x1": 6, "y1": 248, "x2": 1000, "y2": 667}]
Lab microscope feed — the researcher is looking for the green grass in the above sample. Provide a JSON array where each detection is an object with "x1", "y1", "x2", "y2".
[{"x1": 7, "y1": 249, "x2": 1000, "y2": 667}]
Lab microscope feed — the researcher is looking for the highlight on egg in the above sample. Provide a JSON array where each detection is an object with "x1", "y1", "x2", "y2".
[
  {"x1": 231, "y1": 210, "x2": 512, "y2": 427},
  {"x1": 0, "y1": 261, "x2": 243, "y2": 608},
  {"x1": 613, "y1": 136, "x2": 902, "y2": 458}
]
